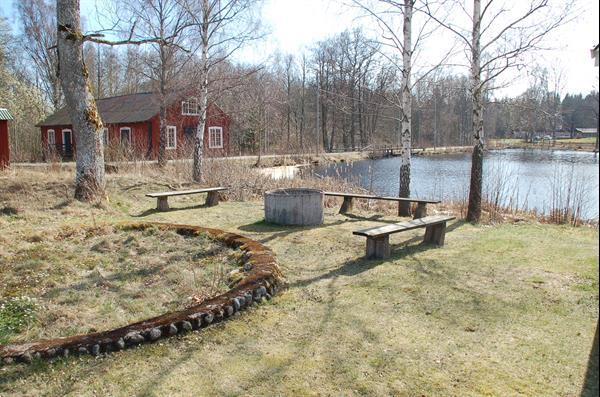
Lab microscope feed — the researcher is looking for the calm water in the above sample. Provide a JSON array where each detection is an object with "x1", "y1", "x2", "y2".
[{"x1": 314, "y1": 149, "x2": 599, "y2": 219}]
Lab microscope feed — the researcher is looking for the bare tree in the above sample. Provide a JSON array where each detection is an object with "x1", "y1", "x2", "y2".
[
  {"x1": 18, "y1": 0, "x2": 62, "y2": 110},
  {"x1": 116, "y1": 0, "x2": 194, "y2": 166},
  {"x1": 353, "y1": 0, "x2": 451, "y2": 216},
  {"x1": 57, "y1": 0, "x2": 106, "y2": 201},
  {"x1": 182, "y1": 0, "x2": 261, "y2": 182},
  {"x1": 424, "y1": 0, "x2": 575, "y2": 222}
]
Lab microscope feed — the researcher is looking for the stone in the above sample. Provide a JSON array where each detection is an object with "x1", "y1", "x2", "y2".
[
  {"x1": 148, "y1": 328, "x2": 162, "y2": 341},
  {"x1": 19, "y1": 352, "x2": 32, "y2": 364},
  {"x1": 237, "y1": 295, "x2": 246, "y2": 307},
  {"x1": 258, "y1": 286, "x2": 267, "y2": 296},
  {"x1": 244, "y1": 292, "x2": 253, "y2": 304},
  {"x1": 2, "y1": 357, "x2": 14, "y2": 365},
  {"x1": 45, "y1": 348, "x2": 57, "y2": 358},
  {"x1": 264, "y1": 293, "x2": 272, "y2": 301},
  {"x1": 33, "y1": 352, "x2": 42, "y2": 360},
  {"x1": 243, "y1": 262, "x2": 253, "y2": 271},
  {"x1": 204, "y1": 313, "x2": 214, "y2": 325},
  {"x1": 115, "y1": 338, "x2": 125, "y2": 350},
  {"x1": 78, "y1": 347, "x2": 89, "y2": 355},
  {"x1": 125, "y1": 332, "x2": 144, "y2": 346},
  {"x1": 214, "y1": 309, "x2": 224, "y2": 321},
  {"x1": 90, "y1": 344, "x2": 101, "y2": 356},
  {"x1": 167, "y1": 324, "x2": 178, "y2": 336},
  {"x1": 224, "y1": 305, "x2": 234, "y2": 317},
  {"x1": 232, "y1": 298, "x2": 241, "y2": 311},
  {"x1": 180, "y1": 321, "x2": 193, "y2": 332},
  {"x1": 62, "y1": 348, "x2": 70, "y2": 358}
]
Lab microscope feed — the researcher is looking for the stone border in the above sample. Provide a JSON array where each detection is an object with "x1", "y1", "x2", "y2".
[{"x1": 0, "y1": 222, "x2": 285, "y2": 365}]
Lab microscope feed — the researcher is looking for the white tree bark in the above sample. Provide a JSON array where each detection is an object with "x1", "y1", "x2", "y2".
[
  {"x1": 467, "y1": 0, "x2": 484, "y2": 222},
  {"x1": 398, "y1": 0, "x2": 413, "y2": 216},
  {"x1": 57, "y1": 0, "x2": 105, "y2": 201},
  {"x1": 192, "y1": 0, "x2": 209, "y2": 182}
]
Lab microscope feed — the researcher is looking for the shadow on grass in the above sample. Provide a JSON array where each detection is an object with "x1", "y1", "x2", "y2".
[
  {"x1": 581, "y1": 321, "x2": 599, "y2": 397},
  {"x1": 132, "y1": 202, "x2": 211, "y2": 217},
  {"x1": 291, "y1": 221, "x2": 465, "y2": 289}
]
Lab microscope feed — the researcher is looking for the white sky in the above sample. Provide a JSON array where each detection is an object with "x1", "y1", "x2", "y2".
[{"x1": 1, "y1": 0, "x2": 598, "y2": 97}]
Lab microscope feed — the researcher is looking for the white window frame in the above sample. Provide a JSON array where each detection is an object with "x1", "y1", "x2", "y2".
[
  {"x1": 166, "y1": 125, "x2": 177, "y2": 149},
  {"x1": 47, "y1": 129, "x2": 55, "y2": 146},
  {"x1": 181, "y1": 98, "x2": 199, "y2": 116},
  {"x1": 120, "y1": 127, "x2": 132, "y2": 146},
  {"x1": 102, "y1": 127, "x2": 109, "y2": 146},
  {"x1": 62, "y1": 129, "x2": 72, "y2": 145},
  {"x1": 208, "y1": 126, "x2": 223, "y2": 149}
]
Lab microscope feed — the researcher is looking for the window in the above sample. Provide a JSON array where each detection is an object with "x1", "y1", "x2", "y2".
[
  {"x1": 47, "y1": 129, "x2": 55, "y2": 146},
  {"x1": 102, "y1": 128, "x2": 109, "y2": 146},
  {"x1": 208, "y1": 126, "x2": 223, "y2": 149},
  {"x1": 120, "y1": 127, "x2": 131, "y2": 146},
  {"x1": 166, "y1": 125, "x2": 177, "y2": 149},
  {"x1": 181, "y1": 98, "x2": 199, "y2": 115}
]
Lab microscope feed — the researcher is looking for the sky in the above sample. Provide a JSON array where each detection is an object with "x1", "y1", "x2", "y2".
[{"x1": 1, "y1": 0, "x2": 598, "y2": 97}]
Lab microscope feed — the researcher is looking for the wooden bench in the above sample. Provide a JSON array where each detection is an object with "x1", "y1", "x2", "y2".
[
  {"x1": 324, "y1": 191, "x2": 440, "y2": 219},
  {"x1": 353, "y1": 215, "x2": 455, "y2": 259},
  {"x1": 146, "y1": 187, "x2": 227, "y2": 211}
]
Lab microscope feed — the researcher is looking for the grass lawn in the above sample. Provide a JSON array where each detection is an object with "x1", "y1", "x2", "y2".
[{"x1": 0, "y1": 171, "x2": 598, "y2": 396}]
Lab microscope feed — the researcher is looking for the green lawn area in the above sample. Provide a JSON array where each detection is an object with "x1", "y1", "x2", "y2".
[{"x1": 0, "y1": 172, "x2": 598, "y2": 396}]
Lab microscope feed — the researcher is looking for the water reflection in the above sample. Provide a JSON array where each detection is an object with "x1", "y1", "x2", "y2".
[{"x1": 314, "y1": 149, "x2": 599, "y2": 219}]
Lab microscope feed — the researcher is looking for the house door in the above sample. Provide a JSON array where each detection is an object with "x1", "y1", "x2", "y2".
[{"x1": 62, "y1": 130, "x2": 73, "y2": 158}]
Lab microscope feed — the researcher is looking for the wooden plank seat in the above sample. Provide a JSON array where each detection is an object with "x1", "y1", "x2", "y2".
[
  {"x1": 146, "y1": 187, "x2": 227, "y2": 211},
  {"x1": 324, "y1": 191, "x2": 441, "y2": 219},
  {"x1": 353, "y1": 215, "x2": 455, "y2": 259}
]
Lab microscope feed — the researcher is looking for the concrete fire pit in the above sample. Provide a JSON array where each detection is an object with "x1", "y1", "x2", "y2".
[{"x1": 264, "y1": 188, "x2": 324, "y2": 226}]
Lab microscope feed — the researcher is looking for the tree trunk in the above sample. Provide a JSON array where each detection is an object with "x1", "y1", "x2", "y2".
[
  {"x1": 158, "y1": 101, "x2": 167, "y2": 166},
  {"x1": 398, "y1": 0, "x2": 413, "y2": 216},
  {"x1": 57, "y1": 0, "x2": 105, "y2": 201},
  {"x1": 467, "y1": 0, "x2": 484, "y2": 223},
  {"x1": 193, "y1": 0, "x2": 209, "y2": 183}
]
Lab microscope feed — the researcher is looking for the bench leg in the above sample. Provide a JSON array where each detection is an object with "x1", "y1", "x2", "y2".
[
  {"x1": 339, "y1": 196, "x2": 353, "y2": 214},
  {"x1": 366, "y1": 235, "x2": 390, "y2": 259},
  {"x1": 205, "y1": 191, "x2": 220, "y2": 207},
  {"x1": 413, "y1": 203, "x2": 427, "y2": 219},
  {"x1": 157, "y1": 197, "x2": 169, "y2": 211},
  {"x1": 423, "y1": 222, "x2": 447, "y2": 246}
]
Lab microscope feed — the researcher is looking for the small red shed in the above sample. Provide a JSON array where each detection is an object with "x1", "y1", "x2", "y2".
[
  {"x1": 37, "y1": 92, "x2": 231, "y2": 161},
  {"x1": 0, "y1": 108, "x2": 13, "y2": 168}
]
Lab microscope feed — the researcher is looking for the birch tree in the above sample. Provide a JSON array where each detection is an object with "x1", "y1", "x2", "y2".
[
  {"x1": 57, "y1": 0, "x2": 106, "y2": 201},
  {"x1": 182, "y1": 0, "x2": 261, "y2": 182},
  {"x1": 424, "y1": 0, "x2": 575, "y2": 222},
  {"x1": 353, "y1": 0, "x2": 450, "y2": 216}
]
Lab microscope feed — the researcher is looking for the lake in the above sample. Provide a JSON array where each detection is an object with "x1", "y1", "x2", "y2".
[{"x1": 314, "y1": 149, "x2": 599, "y2": 220}]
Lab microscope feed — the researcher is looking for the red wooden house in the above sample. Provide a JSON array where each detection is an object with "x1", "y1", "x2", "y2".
[
  {"x1": 0, "y1": 108, "x2": 13, "y2": 168},
  {"x1": 38, "y1": 92, "x2": 231, "y2": 160}
]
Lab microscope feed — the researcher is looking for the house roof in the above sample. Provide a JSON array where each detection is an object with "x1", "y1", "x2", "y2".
[
  {"x1": 0, "y1": 108, "x2": 13, "y2": 120},
  {"x1": 38, "y1": 92, "x2": 163, "y2": 126}
]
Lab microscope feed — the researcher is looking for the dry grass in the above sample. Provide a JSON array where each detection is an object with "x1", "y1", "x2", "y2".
[{"x1": 0, "y1": 167, "x2": 598, "y2": 396}]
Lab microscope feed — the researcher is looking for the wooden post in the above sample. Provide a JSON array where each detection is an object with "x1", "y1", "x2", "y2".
[
  {"x1": 423, "y1": 222, "x2": 447, "y2": 246},
  {"x1": 414, "y1": 203, "x2": 428, "y2": 219},
  {"x1": 157, "y1": 197, "x2": 169, "y2": 211},
  {"x1": 205, "y1": 191, "x2": 220, "y2": 207},
  {"x1": 366, "y1": 235, "x2": 390, "y2": 259},
  {"x1": 339, "y1": 196, "x2": 353, "y2": 214}
]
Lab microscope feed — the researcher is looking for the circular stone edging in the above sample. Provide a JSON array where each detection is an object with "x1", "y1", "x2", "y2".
[{"x1": 0, "y1": 222, "x2": 285, "y2": 365}]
